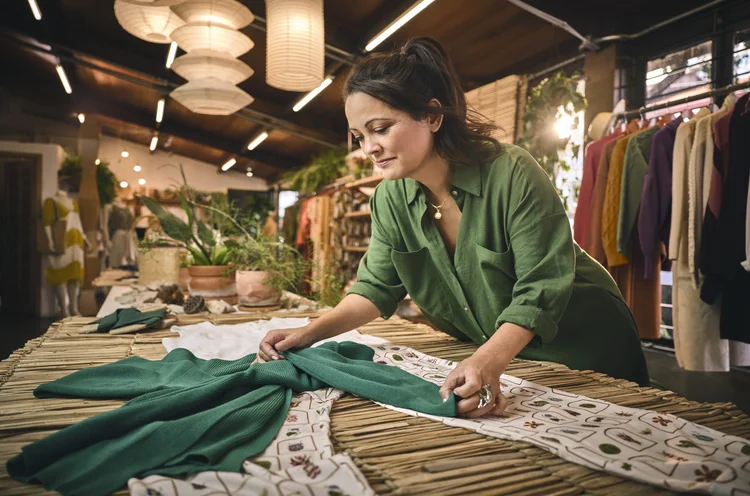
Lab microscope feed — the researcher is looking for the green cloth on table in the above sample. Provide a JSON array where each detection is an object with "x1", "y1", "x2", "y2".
[
  {"x1": 94, "y1": 308, "x2": 166, "y2": 333},
  {"x1": 6, "y1": 341, "x2": 457, "y2": 496},
  {"x1": 346, "y1": 144, "x2": 649, "y2": 386}
]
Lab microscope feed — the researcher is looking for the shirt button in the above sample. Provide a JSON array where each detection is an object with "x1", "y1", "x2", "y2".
[
  {"x1": 463, "y1": 306, "x2": 469, "y2": 311},
  {"x1": 452, "y1": 190, "x2": 458, "y2": 196}
]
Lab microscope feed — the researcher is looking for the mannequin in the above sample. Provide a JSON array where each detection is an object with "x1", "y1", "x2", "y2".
[
  {"x1": 108, "y1": 197, "x2": 136, "y2": 268},
  {"x1": 43, "y1": 177, "x2": 88, "y2": 317}
]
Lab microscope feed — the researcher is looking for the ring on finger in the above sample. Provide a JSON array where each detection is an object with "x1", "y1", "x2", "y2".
[{"x1": 476, "y1": 384, "x2": 493, "y2": 409}]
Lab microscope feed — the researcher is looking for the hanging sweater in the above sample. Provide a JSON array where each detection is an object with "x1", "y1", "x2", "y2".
[{"x1": 6, "y1": 342, "x2": 457, "y2": 496}]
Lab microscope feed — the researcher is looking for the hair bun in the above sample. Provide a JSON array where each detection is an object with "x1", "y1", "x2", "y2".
[{"x1": 400, "y1": 37, "x2": 447, "y2": 61}]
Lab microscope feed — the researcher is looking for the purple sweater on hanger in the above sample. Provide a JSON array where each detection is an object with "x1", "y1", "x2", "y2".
[{"x1": 637, "y1": 118, "x2": 681, "y2": 278}]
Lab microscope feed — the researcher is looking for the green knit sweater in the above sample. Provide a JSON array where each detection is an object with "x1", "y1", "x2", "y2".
[{"x1": 7, "y1": 341, "x2": 457, "y2": 496}]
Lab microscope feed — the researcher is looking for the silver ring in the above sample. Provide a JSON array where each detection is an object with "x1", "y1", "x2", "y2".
[{"x1": 477, "y1": 384, "x2": 493, "y2": 409}]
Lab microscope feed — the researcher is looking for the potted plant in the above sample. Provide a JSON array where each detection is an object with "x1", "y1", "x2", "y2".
[
  {"x1": 138, "y1": 194, "x2": 237, "y2": 301},
  {"x1": 225, "y1": 234, "x2": 308, "y2": 307}
]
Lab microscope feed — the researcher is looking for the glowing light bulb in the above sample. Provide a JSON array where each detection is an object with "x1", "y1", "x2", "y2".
[
  {"x1": 138, "y1": 178, "x2": 146, "y2": 185},
  {"x1": 134, "y1": 165, "x2": 142, "y2": 172},
  {"x1": 120, "y1": 181, "x2": 128, "y2": 188}
]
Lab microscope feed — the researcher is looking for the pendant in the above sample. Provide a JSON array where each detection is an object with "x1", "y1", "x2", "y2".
[{"x1": 434, "y1": 212, "x2": 442, "y2": 220}]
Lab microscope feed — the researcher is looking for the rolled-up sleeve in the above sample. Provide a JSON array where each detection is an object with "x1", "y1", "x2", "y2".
[
  {"x1": 494, "y1": 151, "x2": 576, "y2": 344},
  {"x1": 345, "y1": 193, "x2": 407, "y2": 319}
]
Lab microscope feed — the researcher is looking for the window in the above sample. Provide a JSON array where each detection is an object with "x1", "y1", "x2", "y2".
[
  {"x1": 734, "y1": 27, "x2": 750, "y2": 84},
  {"x1": 645, "y1": 41, "x2": 713, "y2": 106}
]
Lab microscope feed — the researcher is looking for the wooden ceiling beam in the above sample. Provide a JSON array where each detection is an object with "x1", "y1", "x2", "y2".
[
  {"x1": 0, "y1": 28, "x2": 344, "y2": 148},
  {"x1": 72, "y1": 92, "x2": 300, "y2": 171}
]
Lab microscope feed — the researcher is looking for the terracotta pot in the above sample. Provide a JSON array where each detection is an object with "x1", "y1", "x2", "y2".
[
  {"x1": 236, "y1": 270, "x2": 281, "y2": 307},
  {"x1": 178, "y1": 267, "x2": 190, "y2": 291},
  {"x1": 188, "y1": 265, "x2": 237, "y2": 299}
]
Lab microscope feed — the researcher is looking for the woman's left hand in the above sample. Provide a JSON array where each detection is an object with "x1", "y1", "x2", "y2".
[{"x1": 438, "y1": 350, "x2": 508, "y2": 418}]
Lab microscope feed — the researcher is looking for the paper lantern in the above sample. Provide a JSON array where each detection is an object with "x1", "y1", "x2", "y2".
[
  {"x1": 119, "y1": 0, "x2": 185, "y2": 6},
  {"x1": 171, "y1": 0, "x2": 254, "y2": 30},
  {"x1": 265, "y1": 0, "x2": 324, "y2": 92},
  {"x1": 170, "y1": 78, "x2": 254, "y2": 115},
  {"x1": 114, "y1": 0, "x2": 185, "y2": 43},
  {"x1": 171, "y1": 49, "x2": 254, "y2": 84},
  {"x1": 170, "y1": 22, "x2": 254, "y2": 57}
]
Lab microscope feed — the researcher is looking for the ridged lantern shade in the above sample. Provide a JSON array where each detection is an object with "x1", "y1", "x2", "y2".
[
  {"x1": 114, "y1": 0, "x2": 185, "y2": 43},
  {"x1": 170, "y1": 78, "x2": 254, "y2": 115},
  {"x1": 171, "y1": 49, "x2": 254, "y2": 84},
  {"x1": 119, "y1": 0, "x2": 185, "y2": 6},
  {"x1": 170, "y1": 22, "x2": 254, "y2": 57},
  {"x1": 170, "y1": 0, "x2": 254, "y2": 30},
  {"x1": 265, "y1": 0, "x2": 324, "y2": 92}
]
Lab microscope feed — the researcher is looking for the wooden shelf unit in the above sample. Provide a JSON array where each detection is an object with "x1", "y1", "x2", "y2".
[
  {"x1": 343, "y1": 246, "x2": 368, "y2": 253},
  {"x1": 344, "y1": 175, "x2": 383, "y2": 189},
  {"x1": 344, "y1": 210, "x2": 371, "y2": 218}
]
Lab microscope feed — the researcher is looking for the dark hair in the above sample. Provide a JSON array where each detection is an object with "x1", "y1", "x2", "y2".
[{"x1": 343, "y1": 37, "x2": 503, "y2": 167}]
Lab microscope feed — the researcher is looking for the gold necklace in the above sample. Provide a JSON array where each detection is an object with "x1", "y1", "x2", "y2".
[{"x1": 427, "y1": 196, "x2": 449, "y2": 220}]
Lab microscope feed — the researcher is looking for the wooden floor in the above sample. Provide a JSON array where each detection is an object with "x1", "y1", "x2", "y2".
[{"x1": 1, "y1": 312, "x2": 749, "y2": 495}]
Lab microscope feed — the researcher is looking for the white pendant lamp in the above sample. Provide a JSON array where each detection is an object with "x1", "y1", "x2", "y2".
[
  {"x1": 170, "y1": 22, "x2": 254, "y2": 57},
  {"x1": 171, "y1": 0, "x2": 254, "y2": 30},
  {"x1": 265, "y1": 0, "x2": 324, "y2": 92},
  {"x1": 171, "y1": 49, "x2": 253, "y2": 85},
  {"x1": 170, "y1": 78, "x2": 254, "y2": 115},
  {"x1": 119, "y1": 0, "x2": 185, "y2": 5},
  {"x1": 114, "y1": 0, "x2": 185, "y2": 43}
]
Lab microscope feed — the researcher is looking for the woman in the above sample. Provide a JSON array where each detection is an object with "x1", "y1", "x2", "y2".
[{"x1": 258, "y1": 38, "x2": 649, "y2": 418}]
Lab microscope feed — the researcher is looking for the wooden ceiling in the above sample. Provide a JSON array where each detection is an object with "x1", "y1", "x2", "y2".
[{"x1": 0, "y1": 0, "x2": 709, "y2": 182}]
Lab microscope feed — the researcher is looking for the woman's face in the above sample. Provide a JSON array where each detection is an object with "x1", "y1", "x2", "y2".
[{"x1": 345, "y1": 92, "x2": 438, "y2": 181}]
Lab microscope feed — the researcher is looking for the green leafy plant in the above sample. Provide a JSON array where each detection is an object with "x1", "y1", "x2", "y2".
[
  {"x1": 516, "y1": 71, "x2": 587, "y2": 209},
  {"x1": 138, "y1": 193, "x2": 231, "y2": 266},
  {"x1": 224, "y1": 236, "x2": 309, "y2": 293},
  {"x1": 58, "y1": 153, "x2": 119, "y2": 205},
  {"x1": 284, "y1": 149, "x2": 348, "y2": 194}
]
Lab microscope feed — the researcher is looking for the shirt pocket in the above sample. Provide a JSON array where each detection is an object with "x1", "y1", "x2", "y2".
[
  {"x1": 474, "y1": 241, "x2": 517, "y2": 297},
  {"x1": 391, "y1": 246, "x2": 454, "y2": 322}
]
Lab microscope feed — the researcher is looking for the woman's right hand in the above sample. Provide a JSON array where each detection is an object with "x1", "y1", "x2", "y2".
[{"x1": 255, "y1": 326, "x2": 318, "y2": 363}]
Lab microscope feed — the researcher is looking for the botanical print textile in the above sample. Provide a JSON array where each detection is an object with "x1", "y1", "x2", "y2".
[{"x1": 132, "y1": 321, "x2": 750, "y2": 495}]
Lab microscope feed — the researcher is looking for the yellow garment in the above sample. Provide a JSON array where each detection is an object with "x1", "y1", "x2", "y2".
[
  {"x1": 601, "y1": 132, "x2": 642, "y2": 267},
  {"x1": 44, "y1": 198, "x2": 85, "y2": 285}
]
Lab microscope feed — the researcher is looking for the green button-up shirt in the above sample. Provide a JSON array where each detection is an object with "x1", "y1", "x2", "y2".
[{"x1": 347, "y1": 145, "x2": 649, "y2": 385}]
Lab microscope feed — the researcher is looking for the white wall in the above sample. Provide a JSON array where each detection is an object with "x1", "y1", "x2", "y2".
[
  {"x1": 98, "y1": 136, "x2": 268, "y2": 194},
  {"x1": 0, "y1": 141, "x2": 65, "y2": 317}
]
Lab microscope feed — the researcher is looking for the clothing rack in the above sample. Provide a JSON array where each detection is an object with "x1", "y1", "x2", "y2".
[{"x1": 617, "y1": 80, "x2": 750, "y2": 120}]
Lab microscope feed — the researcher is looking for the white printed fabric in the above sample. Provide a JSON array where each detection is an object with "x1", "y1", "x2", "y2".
[
  {"x1": 129, "y1": 388, "x2": 375, "y2": 496},
  {"x1": 370, "y1": 343, "x2": 750, "y2": 495},
  {"x1": 137, "y1": 322, "x2": 750, "y2": 495}
]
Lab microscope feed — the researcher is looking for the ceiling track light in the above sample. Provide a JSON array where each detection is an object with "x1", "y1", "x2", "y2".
[
  {"x1": 27, "y1": 0, "x2": 42, "y2": 21},
  {"x1": 247, "y1": 131, "x2": 268, "y2": 150},
  {"x1": 165, "y1": 41, "x2": 178, "y2": 69},
  {"x1": 365, "y1": 0, "x2": 435, "y2": 52},
  {"x1": 55, "y1": 64, "x2": 72, "y2": 94},
  {"x1": 292, "y1": 77, "x2": 333, "y2": 112},
  {"x1": 156, "y1": 98, "x2": 165, "y2": 123},
  {"x1": 221, "y1": 158, "x2": 237, "y2": 171},
  {"x1": 150, "y1": 135, "x2": 159, "y2": 151},
  {"x1": 77, "y1": 113, "x2": 85, "y2": 124}
]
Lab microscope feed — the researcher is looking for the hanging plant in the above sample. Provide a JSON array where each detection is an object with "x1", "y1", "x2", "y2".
[
  {"x1": 57, "y1": 153, "x2": 119, "y2": 205},
  {"x1": 516, "y1": 71, "x2": 587, "y2": 210},
  {"x1": 284, "y1": 149, "x2": 348, "y2": 194}
]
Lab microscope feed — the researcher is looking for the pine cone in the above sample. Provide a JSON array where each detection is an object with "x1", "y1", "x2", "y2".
[
  {"x1": 183, "y1": 295, "x2": 205, "y2": 314},
  {"x1": 156, "y1": 284, "x2": 185, "y2": 305}
]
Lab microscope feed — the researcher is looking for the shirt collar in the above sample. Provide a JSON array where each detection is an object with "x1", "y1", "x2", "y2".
[{"x1": 405, "y1": 164, "x2": 483, "y2": 204}]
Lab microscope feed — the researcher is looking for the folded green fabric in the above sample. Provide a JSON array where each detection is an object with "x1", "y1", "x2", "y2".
[
  {"x1": 94, "y1": 308, "x2": 166, "y2": 333},
  {"x1": 7, "y1": 342, "x2": 457, "y2": 496}
]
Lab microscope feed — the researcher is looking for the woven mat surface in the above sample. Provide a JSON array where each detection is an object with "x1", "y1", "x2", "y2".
[{"x1": 1, "y1": 312, "x2": 748, "y2": 495}]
